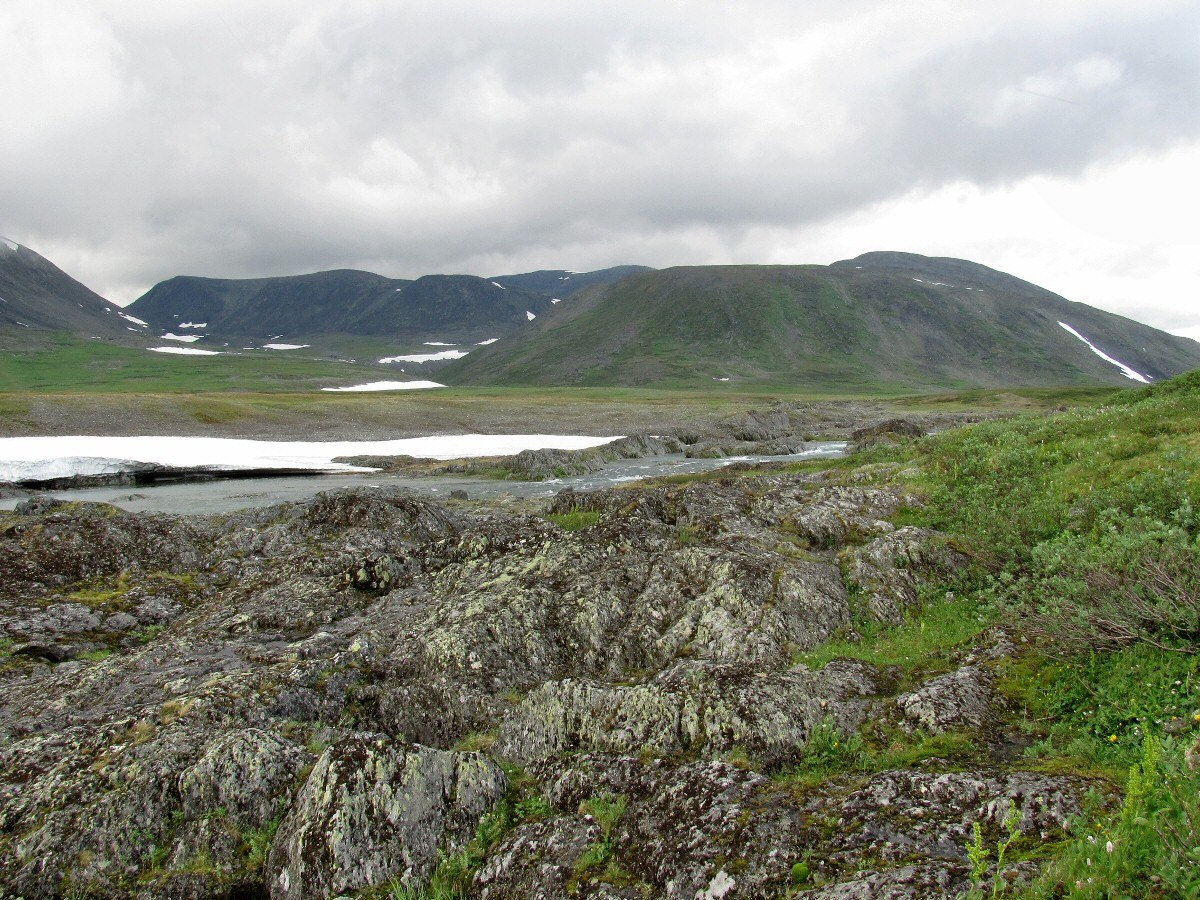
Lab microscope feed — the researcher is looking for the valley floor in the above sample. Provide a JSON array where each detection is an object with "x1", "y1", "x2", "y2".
[{"x1": 1, "y1": 377, "x2": 1197, "y2": 898}]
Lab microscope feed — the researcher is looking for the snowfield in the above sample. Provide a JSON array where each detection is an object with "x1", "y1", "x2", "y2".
[
  {"x1": 0, "y1": 434, "x2": 621, "y2": 481},
  {"x1": 379, "y1": 349, "x2": 469, "y2": 363},
  {"x1": 148, "y1": 346, "x2": 222, "y2": 356},
  {"x1": 1058, "y1": 321, "x2": 1152, "y2": 383},
  {"x1": 320, "y1": 381, "x2": 444, "y2": 392}
]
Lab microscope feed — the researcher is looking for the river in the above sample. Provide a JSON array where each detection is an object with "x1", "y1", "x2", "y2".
[{"x1": 0, "y1": 444, "x2": 846, "y2": 515}]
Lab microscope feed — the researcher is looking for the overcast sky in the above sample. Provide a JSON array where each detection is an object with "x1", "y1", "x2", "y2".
[{"x1": 2, "y1": 1, "x2": 1198, "y2": 338}]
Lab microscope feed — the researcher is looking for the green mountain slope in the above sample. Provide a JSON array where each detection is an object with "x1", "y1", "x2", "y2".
[{"x1": 443, "y1": 253, "x2": 1200, "y2": 390}]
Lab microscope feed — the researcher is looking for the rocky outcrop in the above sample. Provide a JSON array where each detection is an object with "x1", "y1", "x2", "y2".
[
  {"x1": 843, "y1": 526, "x2": 969, "y2": 623},
  {"x1": 495, "y1": 659, "x2": 883, "y2": 767},
  {"x1": 267, "y1": 734, "x2": 506, "y2": 899},
  {"x1": 896, "y1": 665, "x2": 994, "y2": 734},
  {"x1": 0, "y1": 474, "x2": 1096, "y2": 899}
]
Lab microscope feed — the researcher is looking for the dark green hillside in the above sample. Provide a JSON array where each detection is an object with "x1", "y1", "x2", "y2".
[
  {"x1": 128, "y1": 269, "x2": 411, "y2": 339},
  {"x1": 127, "y1": 266, "x2": 650, "y2": 348},
  {"x1": 444, "y1": 254, "x2": 1200, "y2": 390},
  {"x1": 348, "y1": 274, "x2": 553, "y2": 342}
]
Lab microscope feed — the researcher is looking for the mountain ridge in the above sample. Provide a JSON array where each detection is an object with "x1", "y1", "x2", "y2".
[{"x1": 442, "y1": 253, "x2": 1200, "y2": 390}]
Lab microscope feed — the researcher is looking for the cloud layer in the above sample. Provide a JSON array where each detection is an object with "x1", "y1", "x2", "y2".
[{"x1": 1, "y1": 1, "x2": 1197, "y2": 332}]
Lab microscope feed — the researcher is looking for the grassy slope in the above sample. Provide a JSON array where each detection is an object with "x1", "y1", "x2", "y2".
[
  {"x1": 0, "y1": 334, "x2": 391, "y2": 394},
  {"x1": 766, "y1": 372, "x2": 1200, "y2": 896}
]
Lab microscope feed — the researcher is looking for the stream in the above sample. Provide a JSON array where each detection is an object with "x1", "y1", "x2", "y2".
[{"x1": 0, "y1": 444, "x2": 846, "y2": 515}]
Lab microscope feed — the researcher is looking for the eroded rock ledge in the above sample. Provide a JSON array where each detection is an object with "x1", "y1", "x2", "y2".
[{"x1": 0, "y1": 473, "x2": 1101, "y2": 898}]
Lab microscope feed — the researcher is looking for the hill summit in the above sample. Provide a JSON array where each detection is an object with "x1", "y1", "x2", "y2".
[
  {"x1": 0, "y1": 238, "x2": 147, "y2": 344},
  {"x1": 443, "y1": 253, "x2": 1200, "y2": 390}
]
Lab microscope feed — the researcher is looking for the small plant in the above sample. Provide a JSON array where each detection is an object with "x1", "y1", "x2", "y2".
[
  {"x1": 964, "y1": 801, "x2": 1023, "y2": 899},
  {"x1": 574, "y1": 793, "x2": 628, "y2": 878},
  {"x1": 453, "y1": 731, "x2": 497, "y2": 752},
  {"x1": 545, "y1": 507, "x2": 600, "y2": 531},
  {"x1": 243, "y1": 811, "x2": 283, "y2": 871}
]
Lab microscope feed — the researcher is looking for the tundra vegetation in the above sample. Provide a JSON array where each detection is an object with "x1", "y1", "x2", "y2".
[{"x1": 0, "y1": 372, "x2": 1198, "y2": 897}]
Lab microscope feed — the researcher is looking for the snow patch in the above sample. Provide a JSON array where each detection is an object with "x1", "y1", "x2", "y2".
[
  {"x1": 423, "y1": 341, "x2": 457, "y2": 347},
  {"x1": 491, "y1": 281, "x2": 506, "y2": 290},
  {"x1": 161, "y1": 333, "x2": 201, "y2": 343},
  {"x1": 379, "y1": 349, "x2": 469, "y2": 364},
  {"x1": 477, "y1": 338, "x2": 499, "y2": 346},
  {"x1": 1058, "y1": 321, "x2": 1151, "y2": 383},
  {"x1": 15, "y1": 321, "x2": 28, "y2": 327},
  {"x1": 551, "y1": 298, "x2": 561, "y2": 304},
  {"x1": 148, "y1": 346, "x2": 222, "y2": 356},
  {"x1": 912, "y1": 278, "x2": 924, "y2": 283},
  {"x1": 120, "y1": 313, "x2": 149, "y2": 326},
  {"x1": 263, "y1": 343, "x2": 309, "y2": 350},
  {"x1": 0, "y1": 433, "x2": 622, "y2": 481},
  {"x1": 526, "y1": 311, "x2": 536, "y2": 321},
  {"x1": 179, "y1": 321, "x2": 207, "y2": 329},
  {"x1": 321, "y1": 381, "x2": 445, "y2": 392}
]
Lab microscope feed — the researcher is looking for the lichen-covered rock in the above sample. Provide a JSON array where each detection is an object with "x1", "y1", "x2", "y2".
[
  {"x1": 843, "y1": 526, "x2": 969, "y2": 623},
  {"x1": 178, "y1": 728, "x2": 312, "y2": 826},
  {"x1": 495, "y1": 659, "x2": 882, "y2": 767},
  {"x1": 0, "y1": 468, "x2": 1093, "y2": 899},
  {"x1": 266, "y1": 733, "x2": 506, "y2": 899},
  {"x1": 796, "y1": 863, "x2": 969, "y2": 898},
  {"x1": 815, "y1": 768, "x2": 1098, "y2": 878},
  {"x1": 895, "y1": 665, "x2": 994, "y2": 734},
  {"x1": 474, "y1": 816, "x2": 603, "y2": 899}
]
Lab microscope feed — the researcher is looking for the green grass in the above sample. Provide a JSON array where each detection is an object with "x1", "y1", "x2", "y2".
[
  {"x1": 544, "y1": 508, "x2": 601, "y2": 531},
  {"x1": 0, "y1": 334, "x2": 384, "y2": 393},
  {"x1": 792, "y1": 590, "x2": 995, "y2": 675},
  {"x1": 817, "y1": 368, "x2": 1200, "y2": 895}
]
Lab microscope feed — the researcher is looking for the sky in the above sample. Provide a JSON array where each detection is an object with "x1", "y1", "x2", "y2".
[{"x1": 2, "y1": 1, "x2": 1198, "y2": 339}]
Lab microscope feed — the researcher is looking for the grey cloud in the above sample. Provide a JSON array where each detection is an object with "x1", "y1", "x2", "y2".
[{"x1": 0, "y1": 0, "x2": 1197, "y2": 321}]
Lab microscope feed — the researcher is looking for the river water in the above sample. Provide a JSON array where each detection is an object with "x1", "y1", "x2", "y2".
[{"x1": 0, "y1": 444, "x2": 846, "y2": 515}]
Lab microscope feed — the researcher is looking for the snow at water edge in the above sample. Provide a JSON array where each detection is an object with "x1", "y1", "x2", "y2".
[
  {"x1": 1058, "y1": 321, "x2": 1151, "y2": 384},
  {"x1": 0, "y1": 434, "x2": 622, "y2": 481}
]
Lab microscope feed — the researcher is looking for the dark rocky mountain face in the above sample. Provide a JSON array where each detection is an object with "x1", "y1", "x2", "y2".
[
  {"x1": 126, "y1": 265, "x2": 652, "y2": 345},
  {"x1": 0, "y1": 239, "x2": 145, "y2": 344},
  {"x1": 445, "y1": 254, "x2": 1200, "y2": 390}
]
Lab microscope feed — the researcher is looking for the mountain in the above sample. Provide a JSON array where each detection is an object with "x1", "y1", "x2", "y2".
[
  {"x1": 127, "y1": 265, "x2": 651, "y2": 345},
  {"x1": 0, "y1": 238, "x2": 147, "y2": 344},
  {"x1": 442, "y1": 252, "x2": 1200, "y2": 390}
]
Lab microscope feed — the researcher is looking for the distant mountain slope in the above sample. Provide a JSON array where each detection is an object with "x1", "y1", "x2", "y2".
[
  {"x1": 127, "y1": 265, "x2": 652, "y2": 344},
  {"x1": 127, "y1": 270, "x2": 407, "y2": 339},
  {"x1": 0, "y1": 238, "x2": 145, "y2": 344},
  {"x1": 487, "y1": 266, "x2": 653, "y2": 299},
  {"x1": 443, "y1": 253, "x2": 1200, "y2": 390}
]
